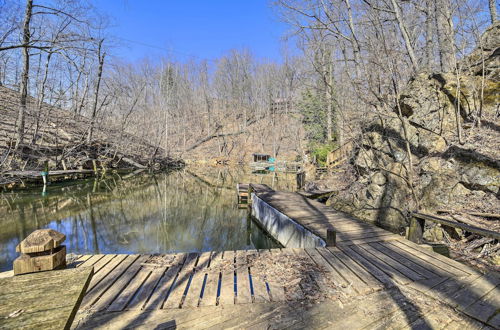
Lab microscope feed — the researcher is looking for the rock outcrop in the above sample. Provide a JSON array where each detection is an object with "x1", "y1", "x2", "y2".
[{"x1": 330, "y1": 23, "x2": 500, "y2": 233}]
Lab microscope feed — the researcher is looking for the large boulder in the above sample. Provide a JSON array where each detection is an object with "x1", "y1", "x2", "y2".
[
  {"x1": 463, "y1": 21, "x2": 500, "y2": 81},
  {"x1": 398, "y1": 73, "x2": 456, "y2": 138},
  {"x1": 457, "y1": 160, "x2": 500, "y2": 194}
]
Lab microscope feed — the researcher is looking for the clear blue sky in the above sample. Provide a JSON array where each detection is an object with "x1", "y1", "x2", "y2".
[{"x1": 94, "y1": 0, "x2": 290, "y2": 63}]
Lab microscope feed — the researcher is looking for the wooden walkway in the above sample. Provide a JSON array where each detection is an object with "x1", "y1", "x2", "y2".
[
  {"x1": 72, "y1": 244, "x2": 499, "y2": 328},
  {"x1": 69, "y1": 185, "x2": 500, "y2": 329},
  {"x1": 254, "y1": 188, "x2": 402, "y2": 246}
]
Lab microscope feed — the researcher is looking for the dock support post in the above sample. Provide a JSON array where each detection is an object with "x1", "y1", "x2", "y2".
[
  {"x1": 326, "y1": 229, "x2": 336, "y2": 247},
  {"x1": 248, "y1": 185, "x2": 254, "y2": 206},
  {"x1": 41, "y1": 160, "x2": 49, "y2": 186},
  {"x1": 408, "y1": 215, "x2": 425, "y2": 244}
]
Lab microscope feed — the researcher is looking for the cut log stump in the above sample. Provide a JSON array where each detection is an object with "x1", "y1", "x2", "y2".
[{"x1": 13, "y1": 229, "x2": 67, "y2": 275}]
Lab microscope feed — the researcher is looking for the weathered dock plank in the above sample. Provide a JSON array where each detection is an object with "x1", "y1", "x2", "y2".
[
  {"x1": 0, "y1": 267, "x2": 93, "y2": 330},
  {"x1": 183, "y1": 252, "x2": 211, "y2": 308},
  {"x1": 247, "y1": 249, "x2": 269, "y2": 303},
  {"x1": 144, "y1": 253, "x2": 186, "y2": 310},
  {"x1": 99, "y1": 255, "x2": 151, "y2": 312},
  {"x1": 107, "y1": 267, "x2": 151, "y2": 311},
  {"x1": 235, "y1": 250, "x2": 253, "y2": 304},
  {"x1": 81, "y1": 255, "x2": 139, "y2": 310},
  {"x1": 218, "y1": 251, "x2": 235, "y2": 306},
  {"x1": 199, "y1": 252, "x2": 222, "y2": 307},
  {"x1": 314, "y1": 247, "x2": 373, "y2": 294},
  {"x1": 464, "y1": 284, "x2": 500, "y2": 324},
  {"x1": 389, "y1": 240, "x2": 472, "y2": 277},
  {"x1": 267, "y1": 249, "x2": 287, "y2": 302},
  {"x1": 163, "y1": 253, "x2": 198, "y2": 309},
  {"x1": 126, "y1": 266, "x2": 165, "y2": 310}
]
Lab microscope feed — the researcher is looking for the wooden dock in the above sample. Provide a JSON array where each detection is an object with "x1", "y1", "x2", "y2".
[
  {"x1": 236, "y1": 183, "x2": 249, "y2": 208},
  {"x1": 249, "y1": 161, "x2": 303, "y2": 173},
  {"x1": 254, "y1": 189, "x2": 401, "y2": 245},
  {"x1": 71, "y1": 245, "x2": 499, "y2": 329},
  {"x1": 65, "y1": 185, "x2": 500, "y2": 328}
]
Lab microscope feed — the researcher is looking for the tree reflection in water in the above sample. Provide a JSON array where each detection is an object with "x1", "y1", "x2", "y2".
[{"x1": 0, "y1": 167, "x2": 296, "y2": 271}]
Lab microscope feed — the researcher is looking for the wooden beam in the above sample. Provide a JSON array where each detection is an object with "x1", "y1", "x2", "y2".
[{"x1": 411, "y1": 212, "x2": 500, "y2": 240}]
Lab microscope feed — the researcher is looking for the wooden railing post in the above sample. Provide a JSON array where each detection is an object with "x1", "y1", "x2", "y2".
[
  {"x1": 326, "y1": 229, "x2": 336, "y2": 247},
  {"x1": 408, "y1": 214, "x2": 425, "y2": 244}
]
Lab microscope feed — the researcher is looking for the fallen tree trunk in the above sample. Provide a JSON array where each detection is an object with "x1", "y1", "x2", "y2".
[
  {"x1": 119, "y1": 156, "x2": 146, "y2": 169},
  {"x1": 184, "y1": 130, "x2": 247, "y2": 152}
]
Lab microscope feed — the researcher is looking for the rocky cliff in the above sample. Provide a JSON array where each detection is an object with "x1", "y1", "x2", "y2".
[{"x1": 329, "y1": 23, "x2": 499, "y2": 237}]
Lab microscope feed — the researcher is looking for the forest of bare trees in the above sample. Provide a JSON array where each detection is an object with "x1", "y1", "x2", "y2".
[
  {"x1": 276, "y1": 0, "x2": 497, "y2": 143},
  {"x1": 0, "y1": 0, "x2": 306, "y2": 164},
  {"x1": 0, "y1": 0, "x2": 497, "y2": 169}
]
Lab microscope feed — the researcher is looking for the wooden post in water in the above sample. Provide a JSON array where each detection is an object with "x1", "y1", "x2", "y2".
[
  {"x1": 326, "y1": 229, "x2": 336, "y2": 247},
  {"x1": 248, "y1": 184, "x2": 254, "y2": 206},
  {"x1": 41, "y1": 160, "x2": 49, "y2": 186}
]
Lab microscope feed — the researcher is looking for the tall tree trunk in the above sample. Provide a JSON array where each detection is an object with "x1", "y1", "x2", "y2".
[
  {"x1": 72, "y1": 57, "x2": 85, "y2": 115},
  {"x1": 32, "y1": 52, "x2": 52, "y2": 145},
  {"x1": 425, "y1": 0, "x2": 435, "y2": 70},
  {"x1": 344, "y1": 0, "x2": 362, "y2": 78},
  {"x1": 390, "y1": 0, "x2": 419, "y2": 72},
  {"x1": 326, "y1": 60, "x2": 333, "y2": 142},
  {"x1": 330, "y1": 67, "x2": 342, "y2": 148},
  {"x1": 15, "y1": 0, "x2": 33, "y2": 149},
  {"x1": 87, "y1": 39, "x2": 105, "y2": 143},
  {"x1": 489, "y1": 0, "x2": 498, "y2": 24},
  {"x1": 435, "y1": 0, "x2": 455, "y2": 72},
  {"x1": 77, "y1": 73, "x2": 89, "y2": 117}
]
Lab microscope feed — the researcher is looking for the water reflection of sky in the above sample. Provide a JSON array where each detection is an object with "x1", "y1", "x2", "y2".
[{"x1": 0, "y1": 167, "x2": 295, "y2": 271}]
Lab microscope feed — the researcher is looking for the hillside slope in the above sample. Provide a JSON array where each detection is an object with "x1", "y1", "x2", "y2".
[
  {"x1": 0, "y1": 86, "x2": 183, "y2": 180},
  {"x1": 182, "y1": 111, "x2": 306, "y2": 164}
]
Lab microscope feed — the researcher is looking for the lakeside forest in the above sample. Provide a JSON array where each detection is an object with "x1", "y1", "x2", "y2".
[{"x1": 0, "y1": 0, "x2": 499, "y2": 269}]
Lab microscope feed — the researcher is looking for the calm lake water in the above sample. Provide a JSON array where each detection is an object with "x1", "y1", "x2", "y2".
[{"x1": 0, "y1": 167, "x2": 297, "y2": 271}]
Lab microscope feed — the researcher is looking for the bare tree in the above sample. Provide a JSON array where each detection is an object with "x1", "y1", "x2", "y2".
[
  {"x1": 435, "y1": 0, "x2": 456, "y2": 72},
  {"x1": 389, "y1": 0, "x2": 418, "y2": 72},
  {"x1": 32, "y1": 50, "x2": 52, "y2": 144},
  {"x1": 424, "y1": 0, "x2": 435, "y2": 70},
  {"x1": 87, "y1": 38, "x2": 105, "y2": 143},
  {"x1": 489, "y1": 0, "x2": 497, "y2": 24},
  {"x1": 15, "y1": 0, "x2": 33, "y2": 149}
]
